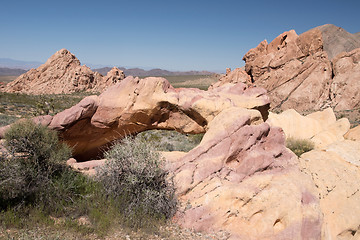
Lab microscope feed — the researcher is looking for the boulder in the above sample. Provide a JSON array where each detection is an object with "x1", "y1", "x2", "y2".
[
  {"x1": 208, "y1": 68, "x2": 251, "y2": 89},
  {"x1": 300, "y1": 140, "x2": 360, "y2": 239},
  {"x1": 167, "y1": 108, "x2": 322, "y2": 239},
  {"x1": 267, "y1": 108, "x2": 350, "y2": 149},
  {"x1": 345, "y1": 125, "x2": 360, "y2": 141},
  {"x1": 267, "y1": 108, "x2": 336, "y2": 139}
]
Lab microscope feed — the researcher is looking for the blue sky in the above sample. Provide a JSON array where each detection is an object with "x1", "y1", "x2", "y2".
[{"x1": 1, "y1": 0, "x2": 359, "y2": 71}]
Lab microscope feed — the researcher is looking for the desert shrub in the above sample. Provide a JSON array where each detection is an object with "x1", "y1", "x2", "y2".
[
  {"x1": 96, "y1": 136, "x2": 177, "y2": 229},
  {"x1": 0, "y1": 120, "x2": 72, "y2": 208},
  {"x1": 137, "y1": 130, "x2": 204, "y2": 152},
  {"x1": 0, "y1": 114, "x2": 18, "y2": 127},
  {"x1": 286, "y1": 137, "x2": 314, "y2": 157}
]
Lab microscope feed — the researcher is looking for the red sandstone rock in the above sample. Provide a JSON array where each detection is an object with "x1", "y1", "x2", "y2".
[
  {"x1": 243, "y1": 29, "x2": 333, "y2": 111},
  {"x1": 242, "y1": 25, "x2": 360, "y2": 111}
]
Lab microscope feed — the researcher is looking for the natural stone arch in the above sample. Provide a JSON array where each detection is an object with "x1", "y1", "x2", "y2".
[{"x1": 43, "y1": 76, "x2": 269, "y2": 161}]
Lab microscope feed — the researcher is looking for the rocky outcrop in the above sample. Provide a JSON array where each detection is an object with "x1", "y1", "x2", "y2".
[
  {"x1": 267, "y1": 107, "x2": 360, "y2": 239},
  {"x1": 330, "y1": 48, "x2": 360, "y2": 110},
  {"x1": 0, "y1": 76, "x2": 269, "y2": 160},
  {"x1": 2, "y1": 72, "x2": 360, "y2": 238},
  {"x1": 300, "y1": 140, "x2": 360, "y2": 239},
  {"x1": 92, "y1": 67, "x2": 125, "y2": 92},
  {"x1": 208, "y1": 68, "x2": 252, "y2": 89},
  {"x1": 242, "y1": 24, "x2": 360, "y2": 111},
  {"x1": 267, "y1": 108, "x2": 351, "y2": 149},
  {"x1": 166, "y1": 109, "x2": 322, "y2": 239},
  {"x1": 243, "y1": 29, "x2": 333, "y2": 111},
  {"x1": 345, "y1": 125, "x2": 360, "y2": 141},
  {"x1": 2, "y1": 49, "x2": 125, "y2": 94}
]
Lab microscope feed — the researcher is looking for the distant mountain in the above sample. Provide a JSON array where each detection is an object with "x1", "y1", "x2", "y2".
[
  {"x1": 0, "y1": 58, "x2": 42, "y2": 70},
  {"x1": 93, "y1": 67, "x2": 214, "y2": 77},
  {"x1": 0, "y1": 67, "x2": 26, "y2": 76},
  {"x1": 316, "y1": 24, "x2": 360, "y2": 59}
]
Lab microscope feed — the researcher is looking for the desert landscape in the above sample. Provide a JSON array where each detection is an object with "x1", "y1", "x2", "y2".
[{"x1": 0, "y1": 23, "x2": 360, "y2": 240}]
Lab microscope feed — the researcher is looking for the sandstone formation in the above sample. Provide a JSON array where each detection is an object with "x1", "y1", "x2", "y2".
[
  {"x1": 267, "y1": 107, "x2": 360, "y2": 239},
  {"x1": 208, "y1": 68, "x2": 252, "y2": 90},
  {"x1": 0, "y1": 76, "x2": 270, "y2": 160},
  {"x1": 241, "y1": 24, "x2": 360, "y2": 111},
  {"x1": 2, "y1": 72, "x2": 360, "y2": 238},
  {"x1": 166, "y1": 109, "x2": 322, "y2": 239},
  {"x1": 267, "y1": 108, "x2": 350, "y2": 149},
  {"x1": 330, "y1": 48, "x2": 360, "y2": 110},
  {"x1": 2, "y1": 49, "x2": 125, "y2": 94},
  {"x1": 92, "y1": 66, "x2": 125, "y2": 92},
  {"x1": 243, "y1": 28, "x2": 333, "y2": 111},
  {"x1": 300, "y1": 140, "x2": 360, "y2": 239},
  {"x1": 345, "y1": 124, "x2": 360, "y2": 141}
]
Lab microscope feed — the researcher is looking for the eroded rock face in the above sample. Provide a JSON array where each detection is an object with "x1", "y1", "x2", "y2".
[
  {"x1": 242, "y1": 24, "x2": 360, "y2": 111},
  {"x1": 2, "y1": 49, "x2": 125, "y2": 94},
  {"x1": 3, "y1": 76, "x2": 268, "y2": 160},
  {"x1": 165, "y1": 109, "x2": 322, "y2": 239},
  {"x1": 92, "y1": 67, "x2": 125, "y2": 92},
  {"x1": 330, "y1": 48, "x2": 360, "y2": 110},
  {"x1": 243, "y1": 29, "x2": 333, "y2": 111},
  {"x1": 208, "y1": 68, "x2": 252, "y2": 90},
  {"x1": 300, "y1": 140, "x2": 360, "y2": 239},
  {"x1": 267, "y1": 108, "x2": 350, "y2": 149}
]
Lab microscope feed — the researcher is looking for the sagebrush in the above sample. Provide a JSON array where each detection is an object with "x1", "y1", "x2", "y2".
[
  {"x1": 1, "y1": 120, "x2": 72, "y2": 207},
  {"x1": 286, "y1": 137, "x2": 314, "y2": 157},
  {"x1": 97, "y1": 136, "x2": 177, "y2": 229}
]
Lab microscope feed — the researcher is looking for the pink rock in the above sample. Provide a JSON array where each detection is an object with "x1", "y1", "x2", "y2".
[{"x1": 45, "y1": 76, "x2": 270, "y2": 160}]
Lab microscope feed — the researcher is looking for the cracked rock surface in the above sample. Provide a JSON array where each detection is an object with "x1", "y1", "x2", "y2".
[
  {"x1": 241, "y1": 24, "x2": 360, "y2": 111},
  {"x1": 165, "y1": 109, "x2": 322, "y2": 240}
]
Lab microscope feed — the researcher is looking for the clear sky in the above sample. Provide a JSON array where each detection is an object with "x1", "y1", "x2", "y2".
[{"x1": 1, "y1": 0, "x2": 359, "y2": 72}]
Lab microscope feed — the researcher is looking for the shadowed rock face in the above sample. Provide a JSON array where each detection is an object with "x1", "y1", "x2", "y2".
[
  {"x1": 2, "y1": 49, "x2": 125, "y2": 94},
  {"x1": 242, "y1": 24, "x2": 360, "y2": 111}
]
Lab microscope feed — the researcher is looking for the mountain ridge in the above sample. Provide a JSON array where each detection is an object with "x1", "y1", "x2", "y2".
[{"x1": 93, "y1": 67, "x2": 214, "y2": 77}]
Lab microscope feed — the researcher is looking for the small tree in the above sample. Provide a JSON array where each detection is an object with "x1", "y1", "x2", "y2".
[{"x1": 97, "y1": 136, "x2": 177, "y2": 229}]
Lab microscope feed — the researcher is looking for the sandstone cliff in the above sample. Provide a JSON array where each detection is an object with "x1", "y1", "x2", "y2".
[{"x1": 218, "y1": 24, "x2": 360, "y2": 112}]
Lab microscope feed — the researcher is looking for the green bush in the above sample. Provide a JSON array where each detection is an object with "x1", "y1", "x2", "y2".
[
  {"x1": 1, "y1": 120, "x2": 72, "y2": 208},
  {"x1": 286, "y1": 137, "x2": 314, "y2": 157},
  {"x1": 96, "y1": 136, "x2": 177, "y2": 229}
]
